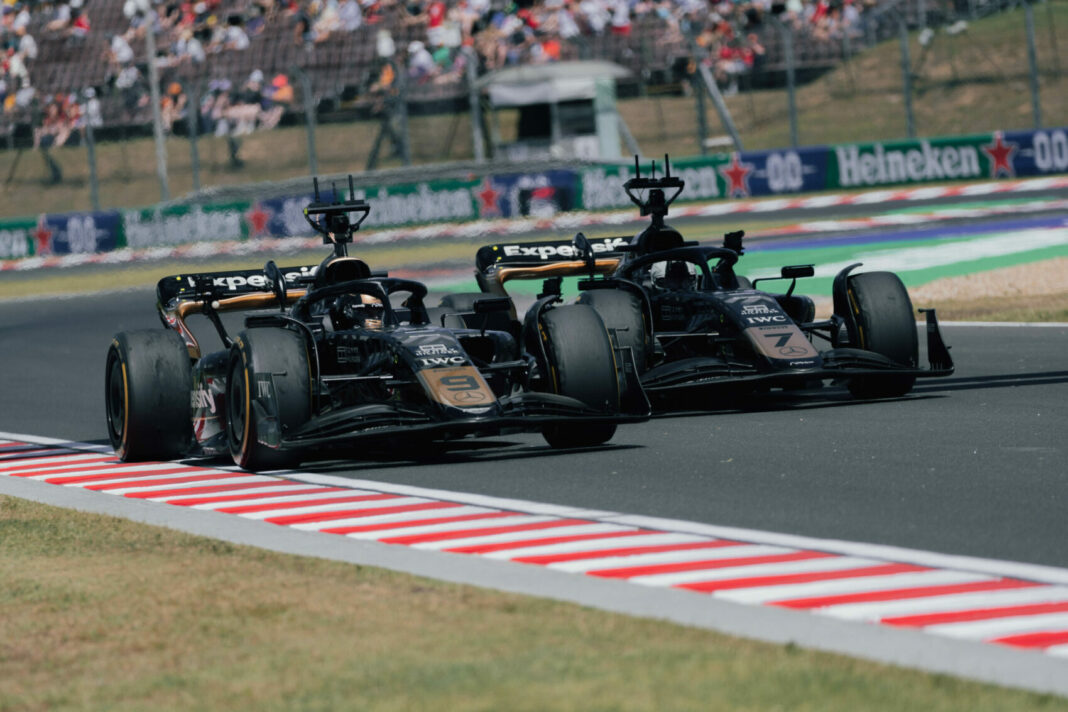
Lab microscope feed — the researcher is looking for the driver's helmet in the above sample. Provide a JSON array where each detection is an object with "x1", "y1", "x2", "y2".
[
  {"x1": 329, "y1": 293, "x2": 385, "y2": 330},
  {"x1": 649, "y1": 260, "x2": 697, "y2": 291}
]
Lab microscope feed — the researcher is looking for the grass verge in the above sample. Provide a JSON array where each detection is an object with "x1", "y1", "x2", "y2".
[{"x1": 1, "y1": 495, "x2": 1063, "y2": 711}]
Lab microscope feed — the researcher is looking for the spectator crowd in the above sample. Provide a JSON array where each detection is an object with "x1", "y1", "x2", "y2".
[{"x1": 1, "y1": 0, "x2": 875, "y2": 147}]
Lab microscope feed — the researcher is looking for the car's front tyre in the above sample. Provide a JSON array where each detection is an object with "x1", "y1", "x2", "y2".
[
  {"x1": 227, "y1": 328, "x2": 311, "y2": 471},
  {"x1": 538, "y1": 304, "x2": 619, "y2": 448},
  {"x1": 845, "y1": 271, "x2": 919, "y2": 399}
]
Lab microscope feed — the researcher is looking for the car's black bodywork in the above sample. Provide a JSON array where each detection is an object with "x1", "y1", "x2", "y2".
[
  {"x1": 464, "y1": 157, "x2": 954, "y2": 406},
  {"x1": 105, "y1": 179, "x2": 647, "y2": 470}
]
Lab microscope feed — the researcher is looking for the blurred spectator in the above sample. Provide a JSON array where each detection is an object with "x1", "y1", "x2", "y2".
[
  {"x1": 80, "y1": 86, "x2": 103, "y2": 129},
  {"x1": 160, "y1": 81, "x2": 187, "y2": 132},
  {"x1": 227, "y1": 69, "x2": 264, "y2": 135},
  {"x1": 258, "y1": 72, "x2": 293, "y2": 129},
  {"x1": 15, "y1": 25, "x2": 36, "y2": 61},
  {"x1": 338, "y1": 0, "x2": 363, "y2": 31},
  {"x1": 115, "y1": 62, "x2": 147, "y2": 121},
  {"x1": 223, "y1": 14, "x2": 251, "y2": 50},
  {"x1": 44, "y1": 2, "x2": 73, "y2": 33},
  {"x1": 406, "y1": 40, "x2": 437, "y2": 82},
  {"x1": 68, "y1": 4, "x2": 91, "y2": 40}
]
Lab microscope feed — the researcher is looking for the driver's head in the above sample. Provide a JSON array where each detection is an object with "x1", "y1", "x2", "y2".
[
  {"x1": 650, "y1": 260, "x2": 697, "y2": 291},
  {"x1": 330, "y1": 294, "x2": 384, "y2": 330}
]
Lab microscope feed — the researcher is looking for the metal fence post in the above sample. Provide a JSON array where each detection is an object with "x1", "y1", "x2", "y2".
[
  {"x1": 186, "y1": 80, "x2": 201, "y2": 192},
  {"x1": 898, "y1": 14, "x2": 916, "y2": 139},
  {"x1": 1024, "y1": 0, "x2": 1042, "y2": 128},
  {"x1": 144, "y1": 11, "x2": 169, "y2": 202},
  {"x1": 778, "y1": 18, "x2": 799, "y2": 148},
  {"x1": 465, "y1": 47, "x2": 485, "y2": 163},
  {"x1": 85, "y1": 120, "x2": 100, "y2": 211},
  {"x1": 692, "y1": 67, "x2": 709, "y2": 155},
  {"x1": 295, "y1": 67, "x2": 319, "y2": 175}
]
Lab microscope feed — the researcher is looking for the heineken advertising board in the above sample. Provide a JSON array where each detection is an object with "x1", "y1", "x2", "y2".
[{"x1": 1, "y1": 127, "x2": 1066, "y2": 263}]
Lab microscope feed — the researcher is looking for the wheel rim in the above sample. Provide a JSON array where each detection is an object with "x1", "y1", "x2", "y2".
[{"x1": 105, "y1": 352, "x2": 125, "y2": 445}]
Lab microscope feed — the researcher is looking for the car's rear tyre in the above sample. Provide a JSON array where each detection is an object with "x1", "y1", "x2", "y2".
[
  {"x1": 105, "y1": 330, "x2": 193, "y2": 461},
  {"x1": 577, "y1": 289, "x2": 649, "y2": 373},
  {"x1": 227, "y1": 328, "x2": 311, "y2": 471},
  {"x1": 538, "y1": 304, "x2": 619, "y2": 448},
  {"x1": 845, "y1": 271, "x2": 918, "y2": 399}
]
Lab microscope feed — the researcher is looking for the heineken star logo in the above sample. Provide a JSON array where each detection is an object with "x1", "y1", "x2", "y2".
[
  {"x1": 245, "y1": 203, "x2": 272, "y2": 237},
  {"x1": 982, "y1": 132, "x2": 1017, "y2": 179},
  {"x1": 476, "y1": 178, "x2": 501, "y2": 216},
  {"x1": 719, "y1": 154, "x2": 753, "y2": 198},
  {"x1": 33, "y1": 214, "x2": 53, "y2": 256}
]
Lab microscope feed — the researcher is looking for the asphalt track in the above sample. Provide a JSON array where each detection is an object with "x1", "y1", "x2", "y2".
[{"x1": 0, "y1": 288, "x2": 1065, "y2": 570}]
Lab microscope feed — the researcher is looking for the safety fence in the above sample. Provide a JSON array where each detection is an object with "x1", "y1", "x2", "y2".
[{"x1": 2, "y1": 126, "x2": 1066, "y2": 263}]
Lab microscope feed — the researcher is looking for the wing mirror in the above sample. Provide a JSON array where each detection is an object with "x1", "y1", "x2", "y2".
[
  {"x1": 264, "y1": 260, "x2": 287, "y2": 311},
  {"x1": 781, "y1": 265, "x2": 814, "y2": 279},
  {"x1": 573, "y1": 232, "x2": 596, "y2": 277},
  {"x1": 752, "y1": 264, "x2": 814, "y2": 295}
]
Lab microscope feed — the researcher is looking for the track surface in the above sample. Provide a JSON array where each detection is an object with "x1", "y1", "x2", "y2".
[{"x1": 1, "y1": 287, "x2": 1065, "y2": 569}]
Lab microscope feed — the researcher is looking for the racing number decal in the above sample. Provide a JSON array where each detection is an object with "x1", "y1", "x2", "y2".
[
  {"x1": 418, "y1": 367, "x2": 496, "y2": 408},
  {"x1": 440, "y1": 375, "x2": 481, "y2": 392},
  {"x1": 745, "y1": 325, "x2": 820, "y2": 361}
]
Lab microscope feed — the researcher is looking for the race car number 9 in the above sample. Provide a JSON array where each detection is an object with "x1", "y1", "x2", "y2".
[
  {"x1": 440, "y1": 375, "x2": 480, "y2": 391},
  {"x1": 419, "y1": 367, "x2": 495, "y2": 408}
]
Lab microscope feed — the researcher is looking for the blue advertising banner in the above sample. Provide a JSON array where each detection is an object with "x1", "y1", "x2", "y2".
[
  {"x1": 33, "y1": 211, "x2": 124, "y2": 256},
  {"x1": 1003, "y1": 128, "x2": 1068, "y2": 178}
]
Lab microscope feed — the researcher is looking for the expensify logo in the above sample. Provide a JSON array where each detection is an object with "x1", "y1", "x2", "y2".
[
  {"x1": 185, "y1": 265, "x2": 318, "y2": 292},
  {"x1": 502, "y1": 237, "x2": 627, "y2": 260}
]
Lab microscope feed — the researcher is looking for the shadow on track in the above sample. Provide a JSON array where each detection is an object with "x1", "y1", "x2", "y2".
[
  {"x1": 299, "y1": 440, "x2": 644, "y2": 474},
  {"x1": 911, "y1": 371, "x2": 1068, "y2": 393}
]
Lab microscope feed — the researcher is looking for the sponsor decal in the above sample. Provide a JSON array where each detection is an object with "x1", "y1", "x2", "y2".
[
  {"x1": 1028, "y1": 129, "x2": 1068, "y2": 174},
  {"x1": 419, "y1": 356, "x2": 467, "y2": 368},
  {"x1": 501, "y1": 237, "x2": 627, "y2": 260},
  {"x1": 191, "y1": 388, "x2": 216, "y2": 414},
  {"x1": 256, "y1": 377, "x2": 272, "y2": 399},
  {"x1": 125, "y1": 205, "x2": 245, "y2": 248},
  {"x1": 789, "y1": 359, "x2": 818, "y2": 367},
  {"x1": 835, "y1": 140, "x2": 982, "y2": 187},
  {"x1": 719, "y1": 153, "x2": 754, "y2": 198},
  {"x1": 982, "y1": 131, "x2": 1017, "y2": 178},
  {"x1": 745, "y1": 315, "x2": 788, "y2": 325},
  {"x1": 337, "y1": 346, "x2": 362, "y2": 364},
  {"x1": 418, "y1": 367, "x2": 496, "y2": 408},
  {"x1": 362, "y1": 182, "x2": 476, "y2": 227},
  {"x1": 0, "y1": 227, "x2": 30, "y2": 259},
  {"x1": 741, "y1": 304, "x2": 773, "y2": 316},
  {"x1": 184, "y1": 265, "x2": 317, "y2": 292},
  {"x1": 746, "y1": 325, "x2": 820, "y2": 360},
  {"x1": 415, "y1": 343, "x2": 461, "y2": 357}
]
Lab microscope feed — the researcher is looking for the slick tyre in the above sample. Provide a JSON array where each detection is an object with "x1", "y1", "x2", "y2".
[
  {"x1": 227, "y1": 328, "x2": 311, "y2": 471},
  {"x1": 577, "y1": 289, "x2": 649, "y2": 373},
  {"x1": 845, "y1": 271, "x2": 918, "y2": 399},
  {"x1": 105, "y1": 329, "x2": 193, "y2": 461},
  {"x1": 538, "y1": 304, "x2": 619, "y2": 448}
]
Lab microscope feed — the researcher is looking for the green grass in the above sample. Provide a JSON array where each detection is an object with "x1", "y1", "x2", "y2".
[
  {"x1": 0, "y1": 3, "x2": 1064, "y2": 219},
  {"x1": 2, "y1": 495, "x2": 1064, "y2": 711}
]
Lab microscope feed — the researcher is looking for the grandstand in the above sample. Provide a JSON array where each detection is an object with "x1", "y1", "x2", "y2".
[{"x1": 2, "y1": 0, "x2": 1026, "y2": 146}]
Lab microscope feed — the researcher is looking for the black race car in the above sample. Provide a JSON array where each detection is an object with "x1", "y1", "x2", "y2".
[
  {"x1": 105, "y1": 178, "x2": 647, "y2": 471},
  {"x1": 460, "y1": 157, "x2": 954, "y2": 407}
]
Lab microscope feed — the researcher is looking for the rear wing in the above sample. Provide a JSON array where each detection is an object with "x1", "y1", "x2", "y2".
[
  {"x1": 475, "y1": 237, "x2": 631, "y2": 274},
  {"x1": 156, "y1": 264, "x2": 319, "y2": 306}
]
